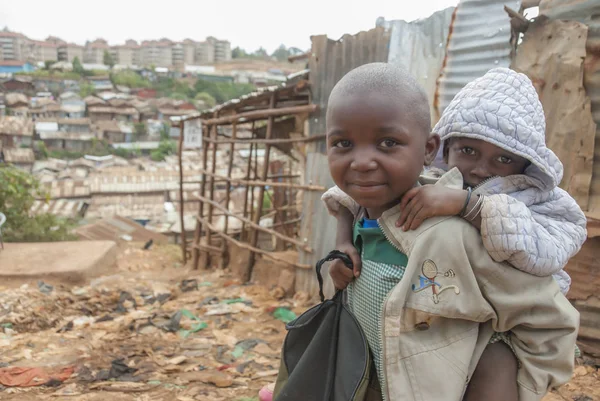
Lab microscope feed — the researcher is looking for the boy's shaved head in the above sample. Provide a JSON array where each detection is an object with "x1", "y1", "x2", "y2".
[{"x1": 327, "y1": 62, "x2": 431, "y2": 135}]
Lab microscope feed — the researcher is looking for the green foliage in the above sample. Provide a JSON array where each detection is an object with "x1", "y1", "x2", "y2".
[
  {"x1": 103, "y1": 50, "x2": 115, "y2": 68},
  {"x1": 44, "y1": 60, "x2": 56, "y2": 70},
  {"x1": 150, "y1": 140, "x2": 177, "y2": 161},
  {"x1": 193, "y1": 79, "x2": 254, "y2": 104},
  {"x1": 134, "y1": 122, "x2": 147, "y2": 139},
  {"x1": 72, "y1": 56, "x2": 85, "y2": 75},
  {"x1": 271, "y1": 44, "x2": 289, "y2": 62},
  {"x1": 159, "y1": 124, "x2": 171, "y2": 141},
  {"x1": 0, "y1": 166, "x2": 77, "y2": 242},
  {"x1": 16, "y1": 70, "x2": 82, "y2": 80},
  {"x1": 79, "y1": 81, "x2": 95, "y2": 97},
  {"x1": 110, "y1": 70, "x2": 151, "y2": 88},
  {"x1": 36, "y1": 142, "x2": 49, "y2": 159},
  {"x1": 169, "y1": 92, "x2": 189, "y2": 101},
  {"x1": 194, "y1": 92, "x2": 216, "y2": 109}
]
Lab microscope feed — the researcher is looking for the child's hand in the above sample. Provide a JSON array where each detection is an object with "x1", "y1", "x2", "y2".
[
  {"x1": 396, "y1": 185, "x2": 467, "y2": 231},
  {"x1": 330, "y1": 242, "x2": 362, "y2": 290}
]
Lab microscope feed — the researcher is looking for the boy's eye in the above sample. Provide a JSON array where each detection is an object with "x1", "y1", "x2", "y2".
[
  {"x1": 380, "y1": 139, "x2": 399, "y2": 148},
  {"x1": 497, "y1": 155, "x2": 512, "y2": 164},
  {"x1": 460, "y1": 147, "x2": 475, "y2": 156},
  {"x1": 333, "y1": 140, "x2": 352, "y2": 148}
]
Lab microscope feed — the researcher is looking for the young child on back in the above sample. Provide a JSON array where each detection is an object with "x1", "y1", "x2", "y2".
[
  {"x1": 264, "y1": 64, "x2": 580, "y2": 401},
  {"x1": 320, "y1": 66, "x2": 585, "y2": 401}
]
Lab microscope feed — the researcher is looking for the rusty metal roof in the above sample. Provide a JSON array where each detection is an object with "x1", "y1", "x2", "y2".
[
  {"x1": 3, "y1": 148, "x2": 34, "y2": 164},
  {"x1": 539, "y1": 0, "x2": 600, "y2": 222},
  {"x1": 0, "y1": 117, "x2": 34, "y2": 136}
]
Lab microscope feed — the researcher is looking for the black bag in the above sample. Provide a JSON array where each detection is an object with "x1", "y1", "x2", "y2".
[{"x1": 273, "y1": 250, "x2": 372, "y2": 401}]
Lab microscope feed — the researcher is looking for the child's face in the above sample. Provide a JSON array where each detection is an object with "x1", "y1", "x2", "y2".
[
  {"x1": 445, "y1": 138, "x2": 529, "y2": 188},
  {"x1": 327, "y1": 93, "x2": 439, "y2": 218}
]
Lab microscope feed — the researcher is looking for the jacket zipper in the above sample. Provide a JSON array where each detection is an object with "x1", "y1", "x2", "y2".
[
  {"x1": 470, "y1": 175, "x2": 498, "y2": 194},
  {"x1": 376, "y1": 220, "x2": 406, "y2": 401}
]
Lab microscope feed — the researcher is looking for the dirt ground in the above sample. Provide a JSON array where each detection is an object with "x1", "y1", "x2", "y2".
[{"x1": 0, "y1": 243, "x2": 598, "y2": 401}]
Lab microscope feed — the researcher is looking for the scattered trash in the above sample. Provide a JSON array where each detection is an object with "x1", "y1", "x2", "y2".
[
  {"x1": 121, "y1": 234, "x2": 133, "y2": 241},
  {"x1": 200, "y1": 296, "x2": 219, "y2": 307},
  {"x1": 221, "y1": 298, "x2": 248, "y2": 305},
  {"x1": 0, "y1": 366, "x2": 74, "y2": 387},
  {"x1": 115, "y1": 291, "x2": 138, "y2": 313},
  {"x1": 37, "y1": 281, "x2": 53, "y2": 295},
  {"x1": 179, "y1": 371, "x2": 233, "y2": 388},
  {"x1": 272, "y1": 307, "x2": 297, "y2": 323},
  {"x1": 95, "y1": 314, "x2": 114, "y2": 323},
  {"x1": 180, "y1": 279, "x2": 199, "y2": 292},
  {"x1": 231, "y1": 338, "x2": 266, "y2": 359},
  {"x1": 96, "y1": 359, "x2": 138, "y2": 382},
  {"x1": 199, "y1": 282, "x2": 213, "y2": 287},
  {"x1": 178, "y1": 309, "x2": 208, "y2": 338},
  {"x1": 56, "y1": 321, "x2": 73, "y2": 333},
  {"x1": 143, "y1": 239, "x2": 154, "y2": 250}
]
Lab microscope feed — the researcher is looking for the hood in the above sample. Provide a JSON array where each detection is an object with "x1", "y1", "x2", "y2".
[{"x1": 432, "y1": 67, "x2": 563, "y2": 192}]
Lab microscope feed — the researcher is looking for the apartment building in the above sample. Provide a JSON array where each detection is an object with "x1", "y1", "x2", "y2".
[
  {"x1": 207, "y1": 37, "x2": 231, "y2": 62},
  {"x1": 0, "y1": 29, "x2": 32, "y2": 62},
  {"x1": 33, "y1": 41, "x2": 58, "y2": 62},
  {"x1": 110, "y1": 40, "x2": 141, "y2": 67},
  {"x1": 139, "y1": 39, "x2": 172, "y2": 68},
  {"x1": 58, "y1": 43, "x2": 84, "y2": 63},
  {"x1": 84, "y1": 38, "x2": 109, "y2": 64}
]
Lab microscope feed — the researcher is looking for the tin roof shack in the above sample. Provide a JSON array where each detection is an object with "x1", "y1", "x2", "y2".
[
  {"x1": 58, "y1": 118, "x2": 91, "y2": 133},
  {"x1": 1, "y1": 76, "x2": 35, "y2": 95},
  {"x1": 0, "y1": 117, "x2": 34, "y2": 148},
  {"x1": 30, "y1": 98, "x2": 61, "y2": 120},
  {"x1": 2, "y1": 147, "x2": 35, "y2": 171},
  {"x1": 88, "y1": 106, "x2": 139, "y2": 122},
  {"x1": 93, "y1": 120, "x2": 133, "y2": 143},
  {"x1": 39, "y1": 131, "x2": 95, "y2": 152},
  {"x1": 5, "y1": 93, "x2": 29, "y2": 117},
  {"x1": 178, "y1": 72, "x2": 322, "y2": 283},
  {"x1": 59, "y1": 92, "x2": 86, "y2": 118}
]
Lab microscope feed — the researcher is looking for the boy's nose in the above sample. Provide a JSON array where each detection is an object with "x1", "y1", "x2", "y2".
[
  {"x1": 350, "y1": 155, "x2": 377, "y2": 172},
  {"x1": 472, "y1": 164, "x2": 492, "y2": 179}
]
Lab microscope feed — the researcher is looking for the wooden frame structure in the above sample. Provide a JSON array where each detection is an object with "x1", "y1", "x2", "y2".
[{"x1": 176, "y1": 74, "x2": 324, "y2": 280}]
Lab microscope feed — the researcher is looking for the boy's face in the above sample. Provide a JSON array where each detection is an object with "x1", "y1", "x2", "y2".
[
  {"x1": 327, "y1": 93, "x2": 439, "y2": 219},
  {"x1": 445, "y1": 138, "x2": 530, "y2": 188}
]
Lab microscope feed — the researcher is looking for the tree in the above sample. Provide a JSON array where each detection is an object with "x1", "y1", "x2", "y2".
[
  {"x1": 72, "y1": 56, "x2": 85, "y2": 75},
  {"x1": 0, "y1": 166, "x2": 76, "y2": 242},
  {"x1": 271, "y1": 44, "x2": 290, "y2": 62},
  {"x1": 194, "y1": 92, "x2": 216, "y2": 109},
  {"x1": 103, "y1": 50, "x2": 115, "y2": 68},
  {"x1": 44, "y1": 60, "x2": 56, "y2": 70},
  {"x1": 232, "y1": 47, "x2": 247, "y2": 59},
  {"x1": 253, "y1": 47, "x2": 269, "y2": 59},
  {"x1": 79, "y1": 81, "x2": 95, "y2": 97},
  {"x1": 133, "y1": 122, "x2": 146, "y2": 139},
  {"x1": 150, "y1": 139, "x2": 177, "y2": 161}
]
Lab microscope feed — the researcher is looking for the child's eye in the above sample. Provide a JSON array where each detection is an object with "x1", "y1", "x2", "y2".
[
  {"x1": 497, "y1": 156, "x2": 512, "y2": 164},
  {"x1": 333, "y1": 140, "x2": 352, "y2": 148},
  {"x1": 380, "y1": 139, "x2": 399, "y2": 148},
  {"x1": 460, "y1": 147, "x2": 475, "y2": 156}
]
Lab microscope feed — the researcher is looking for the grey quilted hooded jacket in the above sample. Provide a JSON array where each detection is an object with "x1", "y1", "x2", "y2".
[{"x1": 322, "y1": 67, "x2": 587, "y2": 294}]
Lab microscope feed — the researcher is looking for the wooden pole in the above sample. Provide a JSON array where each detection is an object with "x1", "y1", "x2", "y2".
[
  {"x1": 205, "y1": 121, "x2": 219, "y2": 268},
  {"x1": 192, "y1": 123, "x2": 211, "y2": 269},
  {"x1": 183, "y1": 172, "x2": 326, "y2": 191},
  {"x1": 202, "y1": 104, "x2": 317, "y2": 126},
  {"x1": 177, "y1": 121, "x2": 187, "y2": 264},
  {"x1": 246, "y1": 93, "x2": 277, "y2": 281},
  {"x1": 194, "y1": 194, "x2": 313, "y2": 253},
  {"x1": 221, "y1": 122, "x2": 237, "y2": 268},
  {"x1": 241, "y1": 138, "x2": 253, "y2": 241}
]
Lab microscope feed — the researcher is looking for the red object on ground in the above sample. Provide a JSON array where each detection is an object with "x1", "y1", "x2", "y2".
[{"x1": 0, "y1": 366, "x2": 75, "y2": 387}]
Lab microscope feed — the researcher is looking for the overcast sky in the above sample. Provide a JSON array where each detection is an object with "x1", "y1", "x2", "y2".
[{"x1": 0, "y1": 0, "x2": 459, "y2": 53}]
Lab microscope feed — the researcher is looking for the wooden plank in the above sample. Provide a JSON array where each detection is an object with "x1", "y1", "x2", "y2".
[
  {"x1": 194, "y1": 194, "x2": 312, "y2": 253},
  {"x1": 202, "y1": 104, "x2": 317, "y2": 126},
  {"x1": 197, "y1": 216, "x2": 311, "y2": 270}
]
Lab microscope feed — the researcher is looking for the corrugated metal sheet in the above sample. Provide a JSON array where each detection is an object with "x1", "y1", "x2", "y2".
[
  {"x1": 308, "y1": 27, "x2": 391, "y2": 153},
  {"x1": 385, "y1": 7, "x2": 455, "y2": 122},
  {"x1": 436, "y1": 0, "x2": 521, "y2": 118},
  {"x1": 31, "y1": 198, "x2": 88, "y2": 218},
  {"x1": 539, "y1": 0, "x2": 600, "y2": 221}
]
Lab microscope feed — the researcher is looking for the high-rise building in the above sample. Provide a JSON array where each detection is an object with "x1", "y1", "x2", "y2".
[{"x1": 84, "y1": 38, "x2": 110, "y2": 64}]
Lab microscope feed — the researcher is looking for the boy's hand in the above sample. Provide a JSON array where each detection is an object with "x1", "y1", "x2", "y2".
[
  {"x1": 330, "y1": 242, "x2": 361, "y2": 290},
  {"x1": 396, "y1": 185, "x2": 467, "y2": 231}
]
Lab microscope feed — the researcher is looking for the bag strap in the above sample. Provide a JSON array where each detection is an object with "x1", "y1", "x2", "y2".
[{"x1": 316, "y1": 250, "x2": 353, "y2": 302}]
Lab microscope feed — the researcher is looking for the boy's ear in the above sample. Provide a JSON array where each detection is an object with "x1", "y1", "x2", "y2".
[{"x1": 424, "y1": 133, "x2": 441, "y2": 166}]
